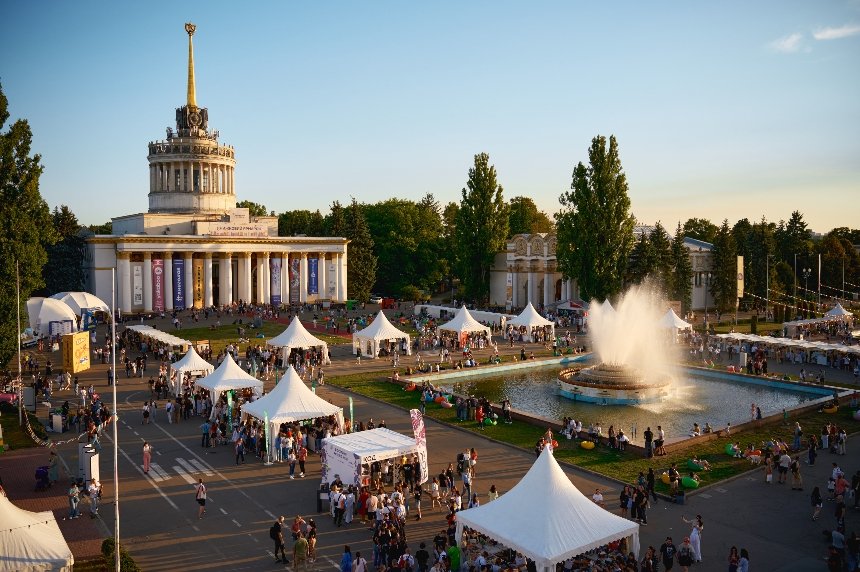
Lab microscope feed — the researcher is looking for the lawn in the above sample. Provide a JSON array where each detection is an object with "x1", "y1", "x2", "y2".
[
  {"x1": 173, "y1": 322, "x2": 350, "y2": 356},
  {"x1": 0, "y1": 402, "x2": 48, "y2": 451}
]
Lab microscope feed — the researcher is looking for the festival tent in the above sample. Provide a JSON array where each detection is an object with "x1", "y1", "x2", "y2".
[
  {"x1": 352, "y1": 311, "x2": 412, "y2": 357},
  {"x1": 600, "y1": 299, "x2": 616, "y2": 314},
  {"x1": 455, "y1": 446, "x2": 639, "y2": 570},
  {"x1": 320, "y1": 427, "x2": 423, "y2": 489},
  {"x1": 0, "y1": 493, "x2": 74, "y2": 571},
  {"x1": 437, "y1": 307, "x2": 491, "y2": 337},
  {"x1": 507, "y1": 302, "x2": 555, "y2": 342},
  {"x1": 195, "y1": 352, "x2": 263, "y2": 396},
  {"x1": 825, "y1": 303, "x2": 853, "y2": 319},
  {"x1": 125, "y1": 325, "x2": 192, "y2": 348},
  {"x1": 658, "y1": 308, "x2": 692, "y2": 330},
  {"x1": 267, "y1": 316, "x2": 331, "y2": 364},
  {"x1": 26, "y1": 297, "x2": 78, "y2": 338},
  {"x1": 170, "y1": 346, "x2": 215, "y2": 395},
  {"x1": 48, "y1": 291, "x2": 110, "y2": 316}
]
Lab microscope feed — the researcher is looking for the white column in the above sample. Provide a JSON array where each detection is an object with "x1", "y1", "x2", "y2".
[
  {"x1": 338, "y1": 250, "x2": 348, "y2": 302},
  {"x1": 184, "y1": 253, "x2": 193, "y2": 309},
  {"x1": 544, "y1": 270, "x2": 552, "y2": 306},
  {"x1": 164, "y1": 253, "x2": 174, "y2": 311},
  {"x1": 299, "y1": 253, "x2": 308, "y2": 303},
  {"x1": 319, "y1": 254, "x2": 327, "y2": 299},
  {"x1": 230, "y1": 166, "x2": 235, "y2": 194},
  {"x1": 204, "y1": 253, "x2": 213, "y2": 307},
  {"x1": 528, "y1": 271, "x2": 536, "y2": 306},
  {"x1": 222, "y1": 253, "x2": 233, "y2": 306},
  {"x1": 262, "y1": 253, "x2": 271, "y2": 304},
  {"x1": 143, "y1": 252, "x2": 153, "y2": 312},
  {"x1": 117, "y1": 253, "x2": 132, "y2": 313},
  {"x1": 511, "y1": 269, "x2": 518, "y2": 308},
  {"x1": 242, "y1": 253, "x2": 252, "y2": 303}
]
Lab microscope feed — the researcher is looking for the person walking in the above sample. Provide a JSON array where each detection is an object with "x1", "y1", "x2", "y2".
[
  {"x1": 727, "y1": 546, "x2": 740, "y2": 572},
  {"x1": 340, "y1": 545, "x2": 353, "y2": 572},
  {"x1": 271, "y1": 516, "x2": 288, "y2": 563},
  {"x1": 87, "y1": 478, "x2": 101, "y2": 518},
  {"x1": 297, "y1": 443, "x2": 307, "y2": 478},
  {"x1": 738, "y1": 548, "x2": 750, "y2": 572},
  {"x1": 235, "y1": 436, "x2": 245, "y2": 465},
  {"x1": 200, "y1": 420, "x2": 211, "y2": 448},
  {"x1": 659, "y1": 537, "x2": 675, "y2": 571},
  {"x1": 812, "y1": 486, "x2": 823, "y2": 521},
  {"x1": 647, "y1": 468, "x2": 659, "y2": 503},
  {"x1": 68, "y1": 482, "x2": 81, "y2": 519},
  {"x1": 682, "y1": 514, "x2": 703, "y2": 562},
  {"x1": 293, "y1": 531, "x2": 308, "y2": 572},
  {"x1": 677, "y1": 537, "x2": 694, "y2": 571},
  {"x1": 142, "y1": 441, "x2": 152, "y2": 474},
  {"x1": 195, "y1": 478, "x2": 207, "y2": 519},
  {"x1": 790, "y1": 456, "x2": 803, "y2": 490}
]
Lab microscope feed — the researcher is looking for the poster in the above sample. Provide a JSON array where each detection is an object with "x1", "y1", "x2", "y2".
[
  {"x1": 152, "y1": 259, "x2": 164, "y2": 312},
  {"x1": 173, "y1": 258, "x2": 185, "y2": 309},
  {"x1": 62, "y1": 331, "x2": 90, "y2": 373},
  {"x1": 409, "y1": 409, "x2": 429, "y2": 485},
  {"x1": 132, "y1": 264, "x2": 143, "y2": 306},
  {"x1": 505, "y1": 273, "x2": 513, "y2": 310},
  {"x1": 193, "y1": 259, "x2": 204, "y2": 309},
  {"x1": 289, "y1": 257, "x2": 300, "y2": 304},
  {"x1": 736, "y1": 256, "x2": 745, "y2": 298},
  {"x1": 328, "y1": 260, "x2": 337, "y2": 298},
  {"x1": 270, "y1": 257, "x2": 282, "y2": 306},
  {"x1": 308, "y1": 258, "x2": 318, "y2": 295}
]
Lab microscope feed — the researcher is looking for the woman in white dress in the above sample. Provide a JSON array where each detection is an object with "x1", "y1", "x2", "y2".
[
  {"x1": 682, "y1": 514, "x2": 704, "y2": 562},
  {"x1": 344, "y1": 487, "x2": 355, "y2": 524}
]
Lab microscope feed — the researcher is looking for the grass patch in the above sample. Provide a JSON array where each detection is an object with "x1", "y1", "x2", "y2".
[
  {"x1": 0, "y1": 402, "x2": 47, "y2": 450},
  {"x1": 166, "y1": 323, "x2": 349, "y2": 356}
]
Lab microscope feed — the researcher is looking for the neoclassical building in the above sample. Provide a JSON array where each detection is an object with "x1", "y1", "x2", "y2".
[
  {"x1": 489, "y1": 233, "x2": 578, "y2": 311},
  {"x1": 86, "y1": 24, "x2": 348, "y2": 314}
]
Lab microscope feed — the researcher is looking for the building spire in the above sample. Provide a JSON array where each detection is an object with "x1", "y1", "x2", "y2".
[{"x1": 185, "y1": 22, "x2": 197, "y2": 108}]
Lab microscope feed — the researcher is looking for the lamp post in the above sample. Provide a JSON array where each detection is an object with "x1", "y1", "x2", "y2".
[
  {"x1": 802, "y1": 267, "x2": 812, "y2": 300},
  {"x1": 794, "y1": 253, "x2": 798, "y2": 300}
]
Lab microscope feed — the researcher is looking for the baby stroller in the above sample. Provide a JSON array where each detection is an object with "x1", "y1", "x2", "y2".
[{"x1": 34, "y1": 466, "x2": 51, "y2": 491}]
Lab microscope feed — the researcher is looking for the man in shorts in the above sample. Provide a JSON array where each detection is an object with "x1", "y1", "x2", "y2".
[
  {"x1": 195, "y1": 478, "x2": 207, "y2": 519},
  {"x1": 293, "y1": 530, "x2": 309, "y2": 572},
  {"x1": 778, "y1": 451, "x2": 792, "y2": 484}
]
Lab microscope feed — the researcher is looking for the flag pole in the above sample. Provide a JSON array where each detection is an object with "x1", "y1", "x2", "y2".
[
  {"x1": 16, "y1": 260, "x2": 23, "y2": 426},
  {"x1": 112, "y1": 268, "x2": 120, "y2": 572}
]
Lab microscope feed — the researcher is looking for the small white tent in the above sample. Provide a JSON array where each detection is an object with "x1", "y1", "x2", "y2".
[
  {"x1": 267, "y1": 316, "x2": 331, "y2": 364},
  {"x1": 0, "y1": 494, "x2": 74, "y2": 571},
  {"x1": 170, "y1": 346, "x2": 215, "y2": 395},
  {"x1": 49, "y1": 291, "x2": 110, "y2": 316},
  {"x1": 26, "y1": 298, "x2": 77, "y2": 338},
  {"x1": 437, "y1": 307, "x2": 491, "y2": 338},
  {"x1": 195, "y1": 352, "x2": 263, "y2": 395},
  {"x1": 658, "y1": 308, "x2": 692, "y2": 330},
  {"x1": 352, "y1": 311, "x2": 412, "y2": 357},
  {"x1": 455, "y1": 447, "x2": 639, "y2": 569},
  {"x1": 825, "y1": 303, "x2": 853, "y2": 319},
  {"x1": 507, "y1": 302, "x2": 555, "y2": 342}
]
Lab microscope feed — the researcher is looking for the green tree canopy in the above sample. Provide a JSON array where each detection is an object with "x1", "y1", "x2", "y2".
[
  {"x1": 42, "y1": 205, "x2": 86, "y2": 295},
  {"x1": 88, "y1": 221, "x2": 112, "y2": 234},
  {"x1": 681, "y1": 218, "x2": 718, "y2": 244},
  {"x1": 670, "y1": 223, "x2": 693, "y2": 313},
  {"x1": 556, "y1": 135, "x2": 635, "y2": 301},
  {"x1": 508, "y1": 196, "x2": 554, "y2": 236},
  {"x1": 649, "y1": 222, "x2": 673, "y2": 295},
  {"x1": 345, "y1": 198, "x2": 377, "y2": 302},
  {"x1": 325, "y1": 200, "x2": 347, "y2": 237},
  {"x1": 710, "y1": 219, "x2": 738, "y2": 312},
  {"x1": 455, "y1": 153, "x2": 509, "y2": 304},
  {"x1": 278, "y1": 209, "x2": 325, "y2": 236},
  {"x1": 236, "y1": 200, "x2": 270, "y2": 217}
]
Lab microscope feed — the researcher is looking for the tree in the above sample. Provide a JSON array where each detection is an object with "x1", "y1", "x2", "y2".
[
  {"x1": 454, "y1": 153, "x2": 509, "y2": 304},
  {"x1": 681, "y1": 218, "x2": 718, "y2": 244},
  {"x1": 508, "y1": 196, "x2": 553, "y2": 236},
  {"x1": 0, "y1": 83, "x2": 56, "y2": 365},
  {"x1": 710, "y1": 219, "x2": 738, "y2": 312},
  {"x1": 325, "y1": 200, "x2": 346, "y2": 237},
  {"x1": 88, "y1": 221, "x2": 112, "y2": 234},
  {"x1": 344, "y1": 198, "x2": 377, "y2": 302},
  {"x1": 278, "y1": 209, "x2": 325, "y2": 236},
  {"x1": 556, "y1": 135, "x2": 635, "y2": 301},
  {"x1": 236, "y1": 200, "x2": 270, "y2": 217},
  {"x1": 626, "y1": 231, "x2": 654, "y2": 285},
  {"x1": 42, "y1": 205, "x2": 86, "y2": 294},
  {"x1": 670, "y1": 223, "x2": 693, "y2": 312},
  {"x1": 649, "y1": 222, "x2": 673, "y2": 295},
  {"x1": 775, "y1": 211, "x2": 813, "y2": 282},
  {"x1": 441, "y1": 201, "x2": 460, "y2": 296}
]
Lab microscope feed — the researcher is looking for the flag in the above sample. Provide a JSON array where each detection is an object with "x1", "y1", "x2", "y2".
[{"x1": 410, "y1": 409, "x2": 429, "y2": 485}]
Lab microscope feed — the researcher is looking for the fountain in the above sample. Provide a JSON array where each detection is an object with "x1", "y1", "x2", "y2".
[{"x1": 558, "y1": 286, "x2": 673, "y2": 404}]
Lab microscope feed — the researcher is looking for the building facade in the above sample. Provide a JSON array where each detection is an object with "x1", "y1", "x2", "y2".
[
  {"x1": 684, "y1": 237, "x2": 716, "y2": 312},
  {"x1": 85, "y1": 23, "x2": 348, "y2": 314}
]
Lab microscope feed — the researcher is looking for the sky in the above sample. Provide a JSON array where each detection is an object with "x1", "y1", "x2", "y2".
[{"x1": 1, "y1": 1, "x2": 858, "y2": 233}]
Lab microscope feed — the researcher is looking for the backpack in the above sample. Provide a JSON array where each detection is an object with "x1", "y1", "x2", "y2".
[{"x1": 269, "y1": 523, "x2": 279, "y2": 540}]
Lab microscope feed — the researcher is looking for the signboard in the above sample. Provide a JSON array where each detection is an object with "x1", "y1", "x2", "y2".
[
  {"x1": 193, "y1": 259, "x2": 204, "y2": 309},
  {"x1": 152, "y1": 259, "x2": 165, "y2": 312},
  {"x1": 228, "y1": 208, "x2": 250, "y2": 224},
  {"x1": 173, "y1": 258, "x2": 185, "y2": 309},
  {"x1": 289, "y1": 257, "x2": 300, "y2": 304},
  {"x1": 409, "y1": 409, "x2": 429, "y2": 485},
  {"x1": 271, "y1": 257, "x2": 282, "y2": 306},
  {"x1": 132, "y1": 264, "x2": 143, "y2": 306},
  {"x1": 210, "y1": 222, "x2": 268, "y2": 238},
  {"x1": 308, "y1": 258, "x2": 318, "y2": 295},
  {"x1": 62, "y1": 331, "x2": 90, "y2": 373},
  {"x1": 737, "y1": 256, "x2": 745, "y2": 298}
]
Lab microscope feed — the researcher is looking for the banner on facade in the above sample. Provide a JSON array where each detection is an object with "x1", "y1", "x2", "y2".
[
  {"x1": 271, "y1": 257, "x2": 282, "y2": 306},
  {"x1": 152, "y1": 259, "x2": 164, "y2": 312},
  {"x1": 409, "y1": 409, "x2": 430, "y2": 485},
  {"x1": 193, "y1": 259, "x2": 204, "y2": 309},
  {"x1": 132, "y1": 264, "x2": 143, "y2": 306},
  {"x1": 736, "y1": 256, "x2": 744, "y2": 298},
  {"x1": 289, "y1": 258, "x2": 300, "y2": 304},
  {"x1": 308, "y1": 258, "x2": 318, "y2": 295},
  {"x1": 505, "y1": 273, "x2": 513, "y2": 310},
  {"x1": 173, "y1": 258, "x2": 185, "y2": 309},
  {"x1": 328, "y1": 260, "x2": 337, "y2": 298}
]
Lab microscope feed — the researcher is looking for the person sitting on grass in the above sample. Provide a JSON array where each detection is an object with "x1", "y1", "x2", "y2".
[{"x1": 690, "y1": 456, "x2": 711, "y2": 471}]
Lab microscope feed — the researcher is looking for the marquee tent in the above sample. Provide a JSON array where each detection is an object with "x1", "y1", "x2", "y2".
[
  {"x1": 825, "y1": 303, "x2": 853, "y2": 318},
  {"x1": 267, "y1": 316, "x2": 331, "y2": 364},
  {"x1": 125, "y1": 325, "x2": 192, "y2": 349},
  {"x1": 507, "y1": 302, "x2": 555, "y2": 342},
  {"x1": 49, "y1": 291, "x2": 110, "y2": 316},
  {"x1": 437, "y1": 307, "x2": 491, "y2": 337},
  {"x1": 195, "y1": 352, "x2": 263, "y2": 396},
  {"x1": 320, "y1": 427, "x2": 422, "y2": 489},
  {"x1": 352, "y1": 311, "x2": 412, "y2": 357},
  {"x1": 170, "y1": 346, "x2": 215, "y2": 395},
  {"x1": 658, "y1": 308, "x2": 692, "y2": 330},
  {"x1": 455, "y1": 446, "x2": 639, "y2": 570},
  {"x1": 600, "y1": 300, "x2": 616, "y2": 314},
  {"x1": 0, "y1": 493, "x2": 74, "y2": 571},
  {"x1": 26, "y1": 297, "x2": 78, "y2": 338}
]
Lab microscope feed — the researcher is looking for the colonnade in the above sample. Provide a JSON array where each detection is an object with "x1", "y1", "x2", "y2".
[
  {"x1": 149, "y1": 162, "x2": 234, "y2": 194},
  {"x1": 508, "y1": 266, "x2": 576, "y2": 310}
]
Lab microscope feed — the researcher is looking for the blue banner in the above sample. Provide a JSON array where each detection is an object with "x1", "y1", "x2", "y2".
[
  {"x1": 173, "y1": 257, "x2": 185, "y2": 309},
  {"x1": 308, "y1": 258, "x2": 318, "y2": 295}
]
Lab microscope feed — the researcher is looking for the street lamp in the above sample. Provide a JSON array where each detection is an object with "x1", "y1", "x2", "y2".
[{"x1": 802, "y1": 267, "x2": 812, "y2": 300}]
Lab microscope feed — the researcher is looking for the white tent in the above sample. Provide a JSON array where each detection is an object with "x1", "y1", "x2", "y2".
[
  {"x1": 170, "y1": 346, "x2": 215, "y2": 396},
  {"x1": 455, "y1": 447, "x2": 639, "y2": 569},
  {"x1": 600, "y1": 299, "x2": 616, "y2": 314},
  {"x1": 826, "y1": 303, "x2": 853, "y2": 318},
  {"x1": 0, "y1": 493, "x2": 74, "y2": 571},
  {"x1": 320, "y1": 427, "x2": 422, "y2": 489},
  {"x1": 267, "y1": 316, "x2": 331, "y2": 364},
  {"x1": 437, "y1": 307, "x2": 491, "y2": 338},
  {"x1": 352, "y1": 311, "x2": 412, "y2": 357},
  {"x1": 48, "y1": 291, "x2": 110, "y2": 316},
  {"x1": 195, "y1": 352, "x2": 263, "y2": 395},
  {"x1": 26, "y1": 297, "x2": 78, "y2": 338},
  {"x1": 658, "y1": 308, "x2": 692, "y2": 330},
  {"x1": 507, "y1": 302, "x2": 555, "y2": 342},
  {"x1": 125, "y1": 325, "x2": 191, "y2": 348}
]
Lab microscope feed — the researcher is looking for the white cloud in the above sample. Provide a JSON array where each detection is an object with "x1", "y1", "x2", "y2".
[
  {"x1": 768, "y1": 33, "x2": 804, "y2": 53},
  {"x1": 813, "y1": 24, "x2": 860, "y2": 40}
]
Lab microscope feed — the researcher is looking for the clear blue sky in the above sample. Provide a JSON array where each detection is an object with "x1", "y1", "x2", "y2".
[{"x1": 2, "y1": 1, "x2": 858, "y2": 233}]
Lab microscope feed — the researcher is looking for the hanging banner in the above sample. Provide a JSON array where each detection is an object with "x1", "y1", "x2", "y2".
[
  {"x1": 173, "y1": 257, "x2": 185, "y2": 309},
  {"x1": 271, "y1": 257, "x2": 282, "y2": 306},
  {"x1": 505, "y1": 273, "x2": 513, "y2": 311},
  {"x1": 409, "y1": 409, "x2": 429, "y2": 485},
  {"x1": 193, "y1": 259, "x2": 204, "y2": 308},
  {"x1": 328, "y1": 260, "x2": 337, "y2": 298},
  {"x1": 289, "y1": 257, "x2": 300, "y2": 304},
  {"x1": 349, "y1": 397, "x2": 354, "y2": 431},
  {"x1": 132, "y1": 264, "x2": 143, "y2": 306},
  {"x1": 736, "y1": 256, "x2": 745, "y2": 298},
  {"x1": 152, "y1": 259, "x2": 165, "y2": 312},
  {"x1": 308, "y1": 258, "x2": 318, "y2": 295}
]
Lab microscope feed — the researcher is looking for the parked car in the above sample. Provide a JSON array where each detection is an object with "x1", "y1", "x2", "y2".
[{"x1": 369, "y1": 294, "x2": 383, "y2": 304}]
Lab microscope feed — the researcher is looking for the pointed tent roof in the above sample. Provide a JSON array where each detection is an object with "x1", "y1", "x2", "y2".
[
  {"x1": 171, "y1": 345, "x2": 215, "y2": 375},
  {"x1": 48, "y1": 291, "x2": 110, "y2": 315},
  {"x1": 195, "y1": 352, "x2": 263, "y2": 394},
  {"x1": 241, "y1": 366, "x2": 343, "y2": 424},
  {"x1": 507, "y1": 302, "x2": 554, "y2": 328},
  {"x1": 658, "y1": 308, "x2": 692, "y2": 329},
  {"x1": 437, "y1": 307, "x2": 491, "y2": 336},
  {"x1": 0, "y1": 493, "x2": 74, "y2": 571},
  {"x1": 600, "y1": 299, "x2": 616, "y2": 314},
  {"x1": 267, "y1": 316, "x2": 329, "y2": 350},
  {"x1": 455, "y1": 447, "x2": 639, "y2": 568},
  {"x1": 354, "y1": 311, "x2": 411, "y2": 343},
  {"x1": 825, "y1": 303, "x2": 853, "y2": 318}
]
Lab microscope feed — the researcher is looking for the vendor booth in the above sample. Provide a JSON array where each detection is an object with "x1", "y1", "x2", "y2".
[
  {"x1": 658, "y1": 308, "x2": 692, "y2": 342},
  {"x1": 507, "y1": 302, "x2": 555, "y2": 342},
  {"x1": 437, "y1": 306, "x2": 492, "y2": 346},
  {"x1": 195, "y1": 353, "x2": 263, "y2": 420},
  {"x1": 455, "y1": 446, "x2": 639, "y2": 570},
  {"x1": 0, "y1": 493, "x2": 74, "y2": 571},
  {"x1": 320, "y1": 427, "x2": 427, "y2": 489},
  {"x1": 125, "y1": 325, "x2": 192, "y2": 355},
  {"x1": 267, "y1": 316, "x2": 331, "y2": 365},
  {"x1": 170, "y1": 345, "x2": 215, "y2": 396},
  {"x1": 352, "y1": 311, "x2": 412, "y2": 358}
]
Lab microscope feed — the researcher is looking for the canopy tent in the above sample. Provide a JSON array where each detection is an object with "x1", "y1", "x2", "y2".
[
  {"x1": 195, "y1": 352, "x2": 263, "y2": 396},
  {"x1": 658, "y1": 308, "x2": 692, "y2": 330},
  {"x1": 48, "y1": 291, "x2": 110, "y2": 316},
  {"x1": 714, "y1": 332, "x2": 860, "y2": 356},
  {"x1": 170, "y1": 346, "x2": 215, "y2": 396},
  {"x1": 0, "y1": 494, "x2": 74, "y2": 571},
  {"x1": 437, "y1": 307, "x2": 492, "y2": 338},
  {"x1": 26, "y1": 297, "x2": 78, "y2": 338},
  {"x1": 507, "y1": 302, "x2": 555, "y2": 342},
  {"x1": 124, "y1": 325, "x2": 192, "y2": 349},
  {"x1": 825, "y1": 303, "x2": 853, "y2": 318},
  {"x1": 600, "y1": 300, "x2": 616, "y2": 314},
  {"x1": 455, "y1": 447, "x2": 639, "y2": 570},
  {"x1": 352, "y1": 311, "x2": 412, "y2": 358},
  {"x1": 267, "y1": 316, "x2": 331, "y2": 364},
  {"x1": 320, "y1": 427, "x2": 423, "y2": 489},
  {"x1": 554, "y1": 300, "x2": 586, "y2": 312}
]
